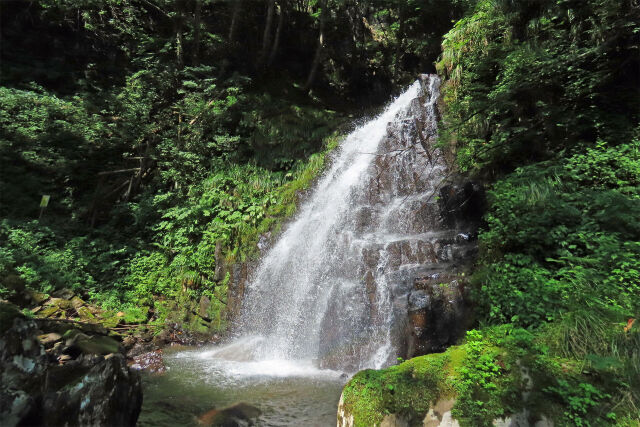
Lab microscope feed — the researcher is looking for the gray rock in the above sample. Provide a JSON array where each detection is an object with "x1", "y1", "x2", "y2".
[
  {"x1": 199, "y1": 295, "x2": 211, "y2": 319},
  {"x1": 0, "y1": 302, "x2": 142, "y2": 426},
  {"x1": 408, "y1": 290, "x2": 431, "y2": 312}
]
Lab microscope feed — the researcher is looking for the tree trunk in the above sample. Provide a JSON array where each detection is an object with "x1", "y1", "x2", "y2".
[
  {"x1": 304, "y1": 0, "x2": 326, "y2": 91},
  {"x1": 228, "y1": 0, "x2": 243, "y2": 42},
  {"x1": 175, "y1": 10, "x2": 184, "y2": 69},
  {"x1": 258, "y1": 0, "x2": 276, "y2": 66},
  {"x1": 267, "y1": 1, "x2": 285, "y2": 66},
  {"x1": 192, "y1": 0, "x2": 202, "y2": 64}
]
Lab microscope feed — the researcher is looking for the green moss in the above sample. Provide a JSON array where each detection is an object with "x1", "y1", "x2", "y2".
[
  {"x1": 234, "y1": 133, "x2": 341, "y2": 261},
  {"x1": 450, "y1": 331, "x2": 520, "y2": 426},
  {"x1": 341, "y1": 328, "x2": 539, "y2": 427},
  {"x1": 342, "y1": 349, "x2": 457, "y2": 426}
]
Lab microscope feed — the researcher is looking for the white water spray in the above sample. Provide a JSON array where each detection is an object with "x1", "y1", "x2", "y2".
[{"x1": 216, "y1": 76, "x2": 446, "y2": 374}]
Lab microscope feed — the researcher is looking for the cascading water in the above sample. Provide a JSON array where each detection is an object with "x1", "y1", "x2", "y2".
[
  {"x1": 139, "y1": 76, "x2": 462, "y2": 427},
  {"x1": 230, "y1": 75, "x2": 444, "y2": 372}
]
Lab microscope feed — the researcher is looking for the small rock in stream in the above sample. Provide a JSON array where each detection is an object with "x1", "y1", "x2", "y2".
[{"x1": 196, "y1": 402, "x2": 261, "y2": 426}]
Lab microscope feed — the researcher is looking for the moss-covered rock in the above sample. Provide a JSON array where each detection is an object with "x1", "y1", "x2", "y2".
[
  {"x1": 340, "y1": 346, "x2": 465, "y2": 427},
  {"x1": 339, "y1": 324, "x2": 639, "y2": 427},
  {"x1": 71, "y1": 334, "x2": 121, "y2": 355}
]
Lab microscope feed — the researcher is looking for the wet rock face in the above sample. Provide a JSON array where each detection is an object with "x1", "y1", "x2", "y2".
[
  {"x1": 405, "y1": 274, "x2": 472, "y2": 358},
  {"x1": 321, "y1": 75, "x2": 481, "y2": 367},
  {"x1": 129, "y1": 349, "x2": 166, "y2": 374},
  {"x1": 0, "y1": 302, "x2": 142, "y2": 427},
  {"x1": 438, "y1": 181, "x2": 486, "y2": 230},
  {"x1": 393, "y1": 179, "x2": 483, "y2": 359},
  {"x1": 230, "y1": 75, "x2": 482, "y2": 371},
  {"x1": 227, "y1": 262, "x2": 256, "y2": 320}
]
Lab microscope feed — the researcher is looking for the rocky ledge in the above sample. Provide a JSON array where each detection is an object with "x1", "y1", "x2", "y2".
[{"x1": 0, "y1": 301, "x2": 142, "y2": 426}]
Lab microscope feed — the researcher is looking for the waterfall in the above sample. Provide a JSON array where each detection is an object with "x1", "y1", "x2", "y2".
[{"x1": 229, "y1": 75, "x2": 446, "y2": 372}]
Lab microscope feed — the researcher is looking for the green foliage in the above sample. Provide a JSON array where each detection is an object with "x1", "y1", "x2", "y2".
[
  {"x1": 466, "y1": 143, "x2": 640, "y2": 422},
  {"x1": 0, "y1": 87, "x2": 114, "y2": 219},
  {"x1": 0, "y1": 220, "x2": 98, "y2": 294},
  {"x1": 438, "y1": 0, "x2": 640, "y2": 173},
  {"x1": 475, "y1": 142, "x2": 640, "y2": 327},
  {"x1": 1, "y1": 0, "x2": 364, "y2": 331},
  {"x1": 545, "y1": 378, "x2": 611, "y2": 426},
  {"x1": 436, "y1": 0, "x2": 640, "y2": 423},
  {"x1": 450, "y1": 330, "x2": 516, "y2": 426}
]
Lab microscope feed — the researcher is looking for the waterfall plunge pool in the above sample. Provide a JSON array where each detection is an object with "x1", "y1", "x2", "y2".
[{"x1": 138, "y1": 342, "x2": 348, "y2": 426}]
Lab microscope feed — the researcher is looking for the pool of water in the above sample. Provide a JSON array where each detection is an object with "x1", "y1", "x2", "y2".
[{"x1": 138, "y1": 344, "x2": 348, "y2": 426}]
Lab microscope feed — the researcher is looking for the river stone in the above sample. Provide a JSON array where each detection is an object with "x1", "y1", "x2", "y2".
[
  {"x1": 196, "y1": 402, "x2": 261, "y2": 426},
  {"x1": 37, "y1": 332, "x2": 62, "y2": 347}
]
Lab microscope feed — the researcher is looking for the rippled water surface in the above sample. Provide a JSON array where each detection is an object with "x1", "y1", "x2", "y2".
[{"x1": 138, "y1": 344, "x2": 347, "y2": 427}]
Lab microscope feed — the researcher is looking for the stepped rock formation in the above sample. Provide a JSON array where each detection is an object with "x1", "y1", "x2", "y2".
[{"x1": 228, "y1": 75, "x2": 482, "y2": 372}]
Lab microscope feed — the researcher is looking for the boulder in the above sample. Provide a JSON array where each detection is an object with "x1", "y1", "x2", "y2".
[
  {"x1": 404, "y1": 275, "x2": 471, "y2": 358},
  {"x1": 70, "y1": 296, "x2": 86, "y2": 309},
  {"x1": 0, "y1": 302, "x2": 142, "y2": 427},
  {"x1": 337, "y1": 348, "x2": 554, "y2": 427},
  {"x1": 51, "y1": 288, "x2": 75, "y2": 300},
  {"x1": 69, "y1": 334, "x2": 121, "y2": 355},
  {"x1": 196, "y1": 402, "x2": 261, "y2": 426}
]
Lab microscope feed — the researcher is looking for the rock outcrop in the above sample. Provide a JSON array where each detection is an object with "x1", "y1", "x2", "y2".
[
  {"x1": 336, "y1": 343, "x2": 554, "y2": 427},
  {"x1": 0, "y1": 301, "x2": 142, "y2": 426}
]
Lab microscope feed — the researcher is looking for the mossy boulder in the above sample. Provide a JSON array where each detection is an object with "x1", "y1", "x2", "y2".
[
  {"x1": 339, "y1": 324, "x2": 638, "y2": 426},
  {"x1": 339, "y1": 346, "x2": 465, "y2": 427},
  {"x1": 338, "y1": 328, "x2": 552, "y2": 427},
  {"x1": 67, "y1": 333, "x2": 120, "y2": 355},
  {"x1": 76, "y1": 306, "x2": 95, "y2": 320}
]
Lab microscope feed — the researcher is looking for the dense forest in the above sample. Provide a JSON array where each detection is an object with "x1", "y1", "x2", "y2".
[{"x1": 1, "y1": 0, "x2": 639, "y2": 425}]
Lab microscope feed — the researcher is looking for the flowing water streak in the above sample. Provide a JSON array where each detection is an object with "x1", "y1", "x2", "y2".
[{"x1": 232, "y1": 79, "x2": 439, "y2": 371}]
